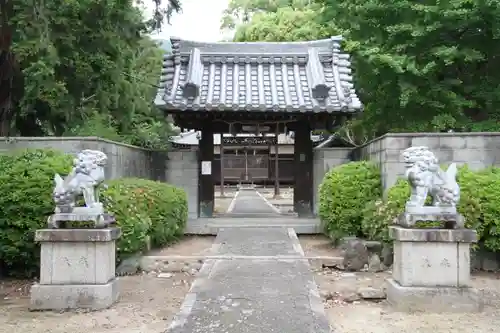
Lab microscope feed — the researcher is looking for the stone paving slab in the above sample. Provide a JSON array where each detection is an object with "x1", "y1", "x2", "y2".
[
  {"x1": 215, "y1": 227, "x2": 298, "y2": 256},
  {"x1": 167, "y1": 227, "x2": 331, "y2": 333},
  {"x1": 185, "y1": 217, "x2": 321, "y2": 235},
  {"x1": 230, "y1": 190, "x2": 280, "y2": 215}
]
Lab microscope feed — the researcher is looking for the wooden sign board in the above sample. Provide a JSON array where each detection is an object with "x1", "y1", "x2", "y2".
[{"x1": 222, "y1": 137, "x2": 277, "y2": 146}]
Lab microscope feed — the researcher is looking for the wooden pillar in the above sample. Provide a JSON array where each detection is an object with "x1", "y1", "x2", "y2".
[
  {"x1": 274, "y1": 125, "x2": 280, "y2": 198},
  {"x1": 199, "y1": 122, "x2": 214, "y2": 217},
  {"x1": 220, "y1": 133, "x2": 225, "y2": 197},
  {"x1": 293, "y1": 121, "x2": 313, "y2": 217}
]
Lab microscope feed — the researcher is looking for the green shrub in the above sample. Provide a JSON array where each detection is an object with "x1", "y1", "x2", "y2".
[
  {"x1": 102, "y1": 178, "x2": 187, "y2": 257},
  {"x1": 101, "y1": 181, "x2": 152, "y2": 261},
  {"x1": 318, "y1": 161, "x2": 382, "y2": 242},
  {"x1": 361, "y1": 199, "x2": 398, "y2": 243},
  {"x1": 0, "y1": 148, "x2": 188, "y2": 277},
  {"x1": 458, "y1": 167, "x2": 500, "y2": 251},
  {"x1": 0, "y1": 149, "x2": 73, "y2": 277},
  {"x1": 361, "y1": 166, "x2": 498, "y2": 250}
]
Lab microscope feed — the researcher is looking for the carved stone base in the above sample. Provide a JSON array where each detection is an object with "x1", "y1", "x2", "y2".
[
  {"x1": 388, "y1": 226, "x2": 481, "y2": 312},
  {"x1": 48, "y1": 207, "x2": 116, "y2": 228},
  {"x1": 398, "y1": 207, "x2": 464, "y2": 229},
  {"x1": 390, "y1": 226, "x2": 477, "y2": 287},
  {"x1": 30, "y1": 228, "x2": 121, "y2": 311},
  {"x1": 30, "y1": 279, "x2": 119, "y2": 311},
  {"x1": 386, "y1": 278, "x2": 483, "y2": 313},
  {"x1": 405, "y1": 205, "x2": 457, "y2": 215}
]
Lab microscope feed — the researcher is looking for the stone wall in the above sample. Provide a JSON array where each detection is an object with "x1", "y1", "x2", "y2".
[
  {"x1": 0, "y1": 137, "x2": 166, "y2": 181},
  {"x1": 312, "y1": 147, "x2": 352, "y2": 215},
  {"x1": 0, "y1": 136, "x2": 200, "y2": 218},
  {"x1": 357, "y1": 132, "x2": 500, "y2": 191},
  {"x1": 166, "y1": 150, "x2": 199, "y2": 219}
]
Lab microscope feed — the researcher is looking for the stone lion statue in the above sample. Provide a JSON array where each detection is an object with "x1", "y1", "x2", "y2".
[
  {"x1": 402, "y1": 146, "x2": 460, "y2": 208},
  {"x1": 53, "y1": 149, "x2": 108, "y2": 214}
]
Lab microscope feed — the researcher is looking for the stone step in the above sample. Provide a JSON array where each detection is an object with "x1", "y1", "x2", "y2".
[
  {"x1": 185, "y1": 223, "x2": 321, "y2": 235},
  {"x1": 139, "y1": 255, "x2": 343, "y2": 273},
  {"x1": 186, "y1": 216, "x2": 322, "y2": 234}
]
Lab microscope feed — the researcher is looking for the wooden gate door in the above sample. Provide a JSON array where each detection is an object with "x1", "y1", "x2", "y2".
[{"x1": 224, "y1": 152, "x2": 269, "y2": 183}]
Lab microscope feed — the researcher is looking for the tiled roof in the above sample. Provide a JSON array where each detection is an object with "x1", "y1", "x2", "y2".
[
  {"x1": 170, "y1": 131, "x2": 324, "y2": 145},
  {"x1": 155, "y1": 37, "x2": 362, "y2": 113}
]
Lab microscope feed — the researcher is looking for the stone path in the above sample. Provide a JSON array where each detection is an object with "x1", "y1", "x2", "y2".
[
  {"x1": 227, "y1": 189, "x2": 281, "y2": 217},
  {"x1": 167, "y1": 227, "x2": 331, "y2": 333}
]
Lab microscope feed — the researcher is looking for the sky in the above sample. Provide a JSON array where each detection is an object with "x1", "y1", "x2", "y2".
[{"x1": 145, "y1": 0, "x2": 232, "y2": 42}]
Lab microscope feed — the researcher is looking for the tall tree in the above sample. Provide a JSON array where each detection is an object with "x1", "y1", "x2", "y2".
[
  {"x1": 233, "y1": 5, "x2": 334, "y2": 42},
  {"x1": 221, "y1": 0, "x2": 310, "y2": 30},
  {"x1": 317, "y1": 0, "x2": 500, "y2": 137},
  {"x1": 0, "y1": 0, "x2": 181, "y2": 140}
]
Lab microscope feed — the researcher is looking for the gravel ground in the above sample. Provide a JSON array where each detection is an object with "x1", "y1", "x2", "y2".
[
  {"x1": 299, "y1": 235, "x2": 343, "y2": 257},
  {"x1": 146, "y1": 235, "x2": 215, "y2": 256},
  {"x1": 0, "y1": 234, "x2": 211, "y2": 333},
  {"x1": 327, "y1": 302, "x2": 500, "y2": 333},
  {"x1": 301, "y1": 234, "x2": 500, "y2": 332},
  {"x1": 316, "y1": 267, "x2": 500, "y2": 333},
  {"x1": 5, "y1": 232, "x2": 500, "y2": 333},
  {"x1": 0, "y1": 272, "x2": 193, "y2": 333}
]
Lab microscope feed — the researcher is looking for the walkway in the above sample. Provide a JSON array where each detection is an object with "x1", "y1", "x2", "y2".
[
  {"x1": 167, "y1": 227, "x2": 331, "y2": 333},
  {"x1": 227, "y1": 189, "x2": 282, "y2": 217}
]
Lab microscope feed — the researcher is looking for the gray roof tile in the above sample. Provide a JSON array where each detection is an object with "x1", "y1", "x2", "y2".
[{"x1": 155, "y1": 36, "x2": 362, "y2": 113}]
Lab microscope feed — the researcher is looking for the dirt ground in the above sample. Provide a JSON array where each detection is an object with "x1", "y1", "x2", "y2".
[
  {"x1": 146, "y1": 235, "x2": 215, "y2": 256},
  {"x1": 5, "y1": 234, "x2": 500, "y2": 333},
  {"x1": 0, "y1": 272, "x2": 193, "y2": 333},
  {"x1": 306, "y1": 234, "x2": 500, "y2": 333},
  {"x1": 0, "y1": 236, "x2": 215, "y2": 333},
  {"x1": 317, "y1": 269, "x2": 500, "y2": 333},
  {"x1": 299, "y1": 235, "x2": 343, "y2": 257}
]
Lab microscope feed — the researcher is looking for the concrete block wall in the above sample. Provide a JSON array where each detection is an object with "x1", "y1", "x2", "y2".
[
  {"x1": 0, "y1": 137, "x2": 166, "y2": 181},
  {"x1": 0, "y1": 136, "x2": 200, "y2": 224},
  {"x1": 166, "y1": 150, "x2": 199, "y2": 219},
  {"x1": 358, "y1": 132, "x2": 500, "y2": 191},
  {"x1": 312, "y1": 147, "x2": 352, "y2": 215}
]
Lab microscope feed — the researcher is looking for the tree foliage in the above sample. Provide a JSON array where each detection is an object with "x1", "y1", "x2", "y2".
[
  {"x1": 225, "y1": 0, "x2": 500, "y2": 138},
  {"x1": 221, "y1": 0, "x2": 311, "y2": 30},
  {"x1": 317, "y1": 0, "x2": 500, "y2": 136},
  {"x1": 233, "y1": 5, "x2": 333, "y2": 42},
  {"x1": 0, "y1": 0, "x2": 181, "y2": 148}
]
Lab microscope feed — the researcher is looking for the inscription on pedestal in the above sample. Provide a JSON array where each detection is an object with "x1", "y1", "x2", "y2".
[{"x1": 31, "y1": 228, "x2": 121, "y2": 311}]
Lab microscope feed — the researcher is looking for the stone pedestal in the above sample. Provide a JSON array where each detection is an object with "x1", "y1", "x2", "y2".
[
  {"x1": 30, "y1": 228, "x2": 121, "y2": 311},
  {"x1": 387, "y1": 226, "x2": 483, "y2": 312}
]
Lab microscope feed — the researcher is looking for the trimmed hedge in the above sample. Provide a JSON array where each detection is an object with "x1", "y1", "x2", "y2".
[
  {"x1": 0, "y1": 149, "x2": 74, "y2": 277},
  {"x1": 102, "y1": 178, "x2": 187, "y2": 261},
  {"x1": 361, "y1": 166, "x2": 500, "y2": 251},
  {"x1": 0, "y1": 149, "x2": 187, "y2": 277},
  {"x1": 318, "y1": 161, "x2": 382, "y2": 242}
]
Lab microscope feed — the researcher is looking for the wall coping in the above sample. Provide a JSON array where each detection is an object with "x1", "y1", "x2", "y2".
[
  {"x1": 360, "y1": 132, "x2": 500, "y2": 149},
  {"x1": 0, "y1": 136, "x2": 168, "y2": 153}
]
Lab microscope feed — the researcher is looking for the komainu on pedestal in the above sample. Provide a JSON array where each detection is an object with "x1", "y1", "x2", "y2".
[
  {"x1": 30, "y1": 149, "x2": 120, "y2": 311},
  {"x1": 48, "y1": 149, "x2": 115, "y2": 228},
  {"x1": 399, "y1": 146, "x2": 464, "y2": 228},
  {"x1": 386, "y1": 146, "x2": 482, "y2": 313}
]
